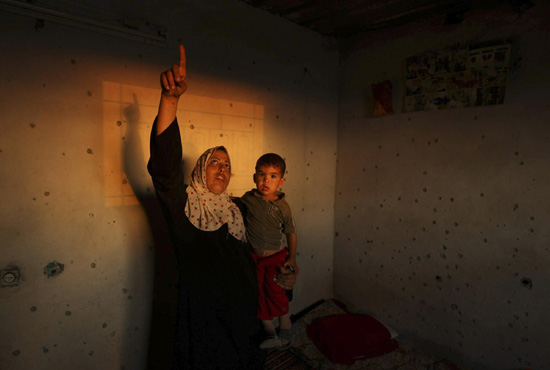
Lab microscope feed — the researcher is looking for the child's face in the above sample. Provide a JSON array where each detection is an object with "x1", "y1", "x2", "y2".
[{"x1": 254, "y1": 165, "x2": 285, "y2": 200}]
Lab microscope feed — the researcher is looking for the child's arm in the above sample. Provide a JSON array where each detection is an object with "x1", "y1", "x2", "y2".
[{"x1": 284, "y1": 233, "x2": 300, "y2": 274}]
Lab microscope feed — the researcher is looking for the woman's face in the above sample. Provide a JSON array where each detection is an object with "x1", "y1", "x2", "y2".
[{"x1": 205, "y1": 150, "x2": 231, "y2": 194}]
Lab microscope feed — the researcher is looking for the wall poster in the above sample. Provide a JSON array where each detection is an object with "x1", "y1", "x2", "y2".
[
  {"x1": 403, "y1": 43, "x2": 510, "y2": 112},
  {"x1": 372, "y1": 80, "x2": 393, "y2": 117}
]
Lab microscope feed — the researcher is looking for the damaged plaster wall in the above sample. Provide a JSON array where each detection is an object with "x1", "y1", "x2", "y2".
[
  {"x1": 335, "y1": 2, "x2": 550, "y2": 369},
  {"x1": 0, "y1": 1, "x2": 338, "y2": 369}
]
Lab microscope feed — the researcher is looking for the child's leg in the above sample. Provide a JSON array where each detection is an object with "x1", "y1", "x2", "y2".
[
  {"x1": 279, "y1": 313, "x2": 291, "y2": 330},
  {"x1": 277, "y1": 314, "x2": 293, "y2": 348},
  {"x1": 259, "y1": 319, "x2": 281, "y2": 348},
  {"x1": 258, "y1": 250, "x2": 289, "y2": 320},
  {"x1": 255, "y1": 254, "x2": 281, "y2": 348},
  {"x1": 262, "y1": 319, "x2": 276, "y2": 333}
]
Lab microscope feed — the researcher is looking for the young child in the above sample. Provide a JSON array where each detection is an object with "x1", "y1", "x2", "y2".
[{"x1": 241, "y1": 153, "x2": 299, "y2": 350}]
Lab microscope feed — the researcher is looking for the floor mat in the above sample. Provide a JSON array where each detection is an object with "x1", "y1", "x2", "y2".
[{"x1": 265, "y1": 347, "x2": 312, "y2": 370}]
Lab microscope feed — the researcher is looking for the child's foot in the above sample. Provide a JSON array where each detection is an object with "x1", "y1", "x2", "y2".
[
  {"x1": 260, "y1": 331, "x2": 281, "y2": 349},
  {"x1": 277, "y1": 328, "x2": 292, "y2": 350}
]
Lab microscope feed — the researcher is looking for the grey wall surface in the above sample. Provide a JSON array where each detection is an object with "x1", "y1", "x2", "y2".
[
  {"x1": 0, "y1": 1, "x2": 338, "y2": 369},
  {"x1": 335, "y1": 2, "x2": 549, "y2": 369}
]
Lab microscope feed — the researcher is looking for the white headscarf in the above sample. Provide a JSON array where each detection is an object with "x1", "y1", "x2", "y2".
[{"x1": 185, "y1": 146, "x2": 246, "y2": 241}]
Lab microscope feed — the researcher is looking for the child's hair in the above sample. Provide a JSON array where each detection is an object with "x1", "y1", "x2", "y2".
[{"x1": 255, "y1": 153, "x2": 286, "y2": 176}]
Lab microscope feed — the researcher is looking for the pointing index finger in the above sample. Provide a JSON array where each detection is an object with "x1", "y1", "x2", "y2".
[{"x1": 179, "y1": 44, "x2": 186, "y2": 79}]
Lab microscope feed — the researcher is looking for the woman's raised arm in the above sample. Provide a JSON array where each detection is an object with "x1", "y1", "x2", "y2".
[{"x1": 156, "y1": 45, "x2": 187, "y2": 135}]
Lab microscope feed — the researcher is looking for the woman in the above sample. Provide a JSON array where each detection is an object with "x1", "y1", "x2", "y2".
[{"x1": 148, "y1": 45, "x2": 295, "y2": 369}]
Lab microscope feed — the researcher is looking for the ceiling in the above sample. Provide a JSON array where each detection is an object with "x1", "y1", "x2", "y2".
[{"x1": 240, "y1": 0, "x2": 532, "y2": 38}]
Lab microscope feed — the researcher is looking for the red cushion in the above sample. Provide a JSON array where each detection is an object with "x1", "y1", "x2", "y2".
[{"x1": 306, "y1": 313, "x2": 398, "y2": 364}]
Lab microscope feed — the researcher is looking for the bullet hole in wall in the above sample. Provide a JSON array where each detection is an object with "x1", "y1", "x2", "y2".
[
  {"x1": 521, "y1": 278, "x2": 532, "y2": 289},
  {"x1": 34, "y1": 18, "x2": 45, "y2": 31},
  {"x1": 44, "y1": 261, "x2": 64, "y2": 278}
]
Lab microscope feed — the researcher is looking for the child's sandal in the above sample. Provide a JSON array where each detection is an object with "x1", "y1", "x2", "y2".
[
  {"x1": 260, "y1": 332, "x2": 281, "y2": 349},
  {"x1": 277, "y1": 328, "x2": 292, "y2": 351}
]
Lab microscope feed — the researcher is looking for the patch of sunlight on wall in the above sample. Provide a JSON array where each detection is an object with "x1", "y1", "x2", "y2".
[{"x1": 102, "y1": 81, "x2": 264, "y2": 206}]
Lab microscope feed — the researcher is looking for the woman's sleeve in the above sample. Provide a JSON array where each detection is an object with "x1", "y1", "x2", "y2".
[
  {"x1": 148, "y1": 117, "x2": 184, "y2": 192},
  {"x1": 147, "y1": 117, "x2": 188, "y2": 237}
]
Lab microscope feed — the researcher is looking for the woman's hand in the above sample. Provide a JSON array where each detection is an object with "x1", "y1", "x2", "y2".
[
  {"x1": 274, "y1": 265, "x2": 297, "y2": 290},
  {"x1": 160, "y1": 44, "x2": 187, "y2": 98},
  {"x1": 157, "y1": 45, "x2": 187, "y2": 135},
  {"x1": 283, "y1": 257, "x2": 300, "y2": 275}
]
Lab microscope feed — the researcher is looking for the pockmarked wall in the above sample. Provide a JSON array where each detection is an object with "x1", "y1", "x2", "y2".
[
  {"x1": 0, "y1": 1, "x2": 338, "y2": 369},
  {"x1": 335, "y1": 2, "x2": 549, "y2": 369}
]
